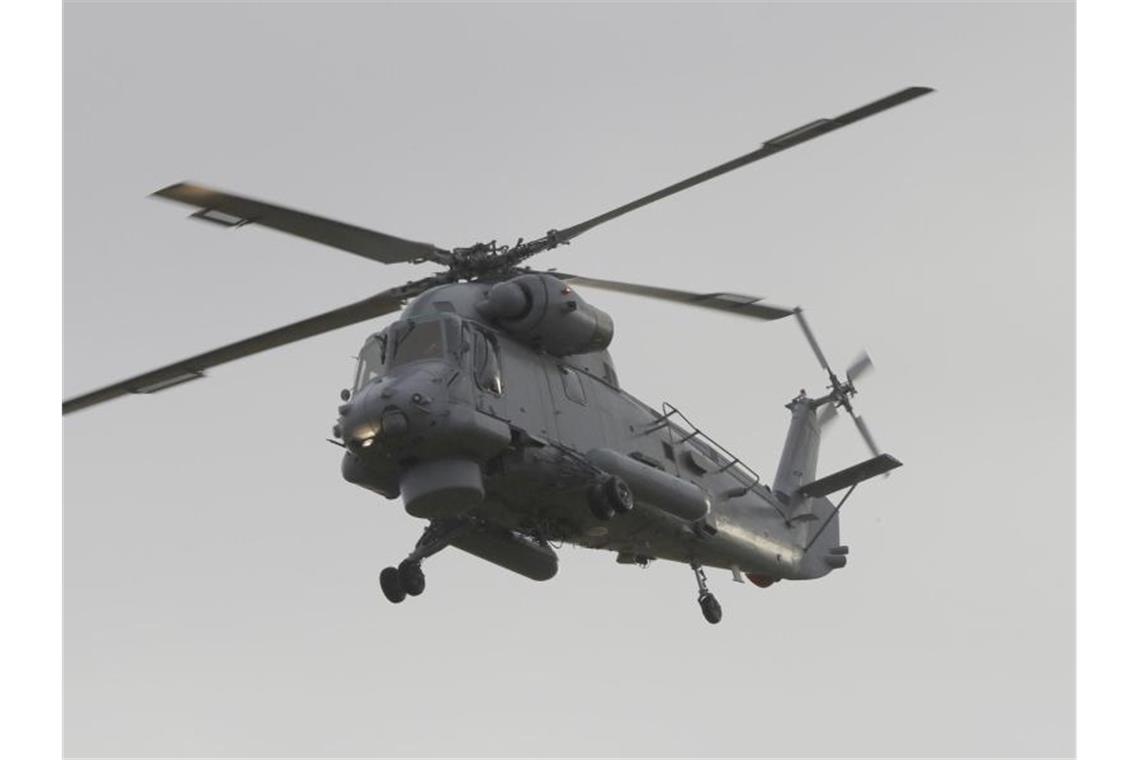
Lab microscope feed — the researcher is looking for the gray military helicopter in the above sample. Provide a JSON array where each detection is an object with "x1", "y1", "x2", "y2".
[{"x1": 64, "y1": 87, "x2": 930, "y2": 623}]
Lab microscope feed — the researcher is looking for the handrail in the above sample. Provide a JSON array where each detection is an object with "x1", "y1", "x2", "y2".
[{"x1": 655, "y1": 402, "x2": 766, "y2": 498}]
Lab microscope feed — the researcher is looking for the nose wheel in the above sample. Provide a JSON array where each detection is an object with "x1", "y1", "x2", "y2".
[
  {"x1": 379, "y1": 566, "x2": 407, "y2": 603},
  {"x1": 379, "y1": 559, "x2": 426, "y2": 603},
  {"x1": 397, "y1": 559, "x2": 425, "y2": 595},
  {"x1": 691, "y1": 563, "x2": 723, "y2": 624},
  {"x1": 379, "y1": 519, "x2": 470, "y2": 605}
]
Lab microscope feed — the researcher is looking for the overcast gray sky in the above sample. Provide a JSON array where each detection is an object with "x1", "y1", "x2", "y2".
[{"x1": 64, "y1": 2, "x2": 1073, "y2": 757}]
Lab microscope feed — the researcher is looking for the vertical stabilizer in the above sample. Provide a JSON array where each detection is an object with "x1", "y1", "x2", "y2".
[{"x1": 773, "y1": 392, "x2": 821, "y2": 514}]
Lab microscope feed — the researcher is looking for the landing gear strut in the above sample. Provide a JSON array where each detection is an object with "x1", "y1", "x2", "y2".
[
  {"x1": 691, "y1": 563, "x2": 722, "y2": 624},
  {"x1": 379, "y1": 519, "x2": 469, "y2": 604}
]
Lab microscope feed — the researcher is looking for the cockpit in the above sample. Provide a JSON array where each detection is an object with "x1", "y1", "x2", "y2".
[{"x1": 353, "y1": 318, "x2": 453, "y2": 392}]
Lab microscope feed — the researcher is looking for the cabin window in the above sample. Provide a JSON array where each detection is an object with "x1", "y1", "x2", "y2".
[
  {"x1": 560, "y1": 366, "x2": 587, "y2": 405},
  {"x1": 354, "y1": 333, "x2": 387, "y2": 390},
  {"x1": 472, "y1": 328, "x2": 504, "y2": 395},
  {"x1": 389, "y1": 320, "x2": 446, "y2": 369}
]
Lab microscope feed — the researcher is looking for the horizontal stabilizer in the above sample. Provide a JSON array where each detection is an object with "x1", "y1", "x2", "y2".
[{"x1": 798, "y1": 453, "x2": 902, "y2": 498}]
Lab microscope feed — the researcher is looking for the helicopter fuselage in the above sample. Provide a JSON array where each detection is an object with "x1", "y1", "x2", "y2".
[{"x1": 336, "y1": 278, "x2": 843, "y2": 584}]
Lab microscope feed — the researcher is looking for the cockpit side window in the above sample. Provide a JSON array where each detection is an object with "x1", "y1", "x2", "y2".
[
  {"x1": 354, "y1": 333, "x2": 387, "y2": 391},
  {"x1": 471, "y1": 327, "x2": 504, "y2": 396}
]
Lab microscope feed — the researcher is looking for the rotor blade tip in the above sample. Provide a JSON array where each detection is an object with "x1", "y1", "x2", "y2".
[{"x1": 151, "y1": 182, "x2": 190, "y2": 198}]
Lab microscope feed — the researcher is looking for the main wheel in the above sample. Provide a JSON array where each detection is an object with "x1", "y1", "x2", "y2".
[
  {"x1": 379, "y1": 566, "x2": 406, "y2": 603},
  {"x1": 699, "y1": 592, "x2": 722, "y2": 624},
  {"x1": 397, "y1": 560, "x2": 426, "y2": 597}
]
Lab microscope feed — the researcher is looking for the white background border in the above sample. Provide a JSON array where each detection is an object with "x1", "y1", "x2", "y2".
[
  {"x1": 1, "y1": 0, "x2": 62, "y2": 759},
  {"x1": 1, "y1": 0, "x2": 1134, "y2": 757},
  {"x1": 1076, "y1": 0, "x2": 1138, "y2": 758}
]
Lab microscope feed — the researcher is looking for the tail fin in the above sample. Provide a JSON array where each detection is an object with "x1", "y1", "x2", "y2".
[
  {"x1": 772, "y1": 392, "x2": 821, "y2": 517},
  {"x1": 772, "y1": 392, "x2": 901, "y2": 576},
  {"x1": 778, "y1": 309, "x2": 902, "y2": 571}
]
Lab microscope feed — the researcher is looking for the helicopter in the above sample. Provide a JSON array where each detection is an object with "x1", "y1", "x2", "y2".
[{"x1": 64, "y1": 86, "x2": 930, "y2": 623}]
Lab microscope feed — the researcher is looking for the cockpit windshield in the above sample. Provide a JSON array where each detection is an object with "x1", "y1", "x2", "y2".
[
  {"x1": 389, "y1": 320, "x2": 446, "y2": 369},
  {"x1": 353, "y1": 320, "x2": 449, "y2": 391}
]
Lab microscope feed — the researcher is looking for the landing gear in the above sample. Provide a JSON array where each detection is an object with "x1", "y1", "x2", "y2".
[
  {"x1": 379, "y1": 519, "x2": 470, "y2": 605},
  {"x1": 379, "y1": 566, "x2": 406, "y2": 603},
  {"x1": 397, "y1": 559, "x2": 425, "y2": 596},
  {"x1": 699, "y1": 592, "x2": 722, "y2": 624},
  {"x1": 691, "y1": 563, "x2": 722, "y2": 624},
  {"x1": 589, "y1": 475, "x2": 635, "y2": 520},
  {"x1": 378, "y1": 559, "x2": 426, "y2": 603}
]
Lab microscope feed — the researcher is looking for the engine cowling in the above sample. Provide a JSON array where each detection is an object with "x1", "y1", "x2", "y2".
[{"x1": 477, "y1": 273, "x2": 614, "y2": 356}]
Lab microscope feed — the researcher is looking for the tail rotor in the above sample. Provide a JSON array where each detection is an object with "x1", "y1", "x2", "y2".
[{"x1": 793, "y1": 309, "x2": 884, "y2": 463}]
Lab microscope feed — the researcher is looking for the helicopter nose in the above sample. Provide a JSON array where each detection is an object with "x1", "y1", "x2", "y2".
[{"x1": 339, "y1": 383, "x2": 409, "y2": 450}]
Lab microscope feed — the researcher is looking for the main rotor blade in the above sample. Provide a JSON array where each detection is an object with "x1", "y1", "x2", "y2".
[
  {"x1": 63, "y1": 277, "x2": 439, "y2": 415},
  {"x1": 525, "y1": 87, "x2": 933, "y2": 251},
  {"x1": 153, "y1": 183, "x2": 450, "y2": 265},
  {"x1": 555, "y1": 273, "x2": 794, "y2": 321},
  {"x1": 793, "y1": 308, "x2": 833, "y2": 375}
]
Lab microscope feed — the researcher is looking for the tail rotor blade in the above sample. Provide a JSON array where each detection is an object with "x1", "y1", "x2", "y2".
[
  {"x1": 794, "y1": 308, "x2": 833, "y2": 375},
  {"x1": 846, "y1": 350, "x2": 874, "y2": 385},
  {"x1": 819, "y1": 402, "x2": 838, "y2": 428},
  {"x1": 851, "y1": 413, "x2": 882, "y2": 458}
]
